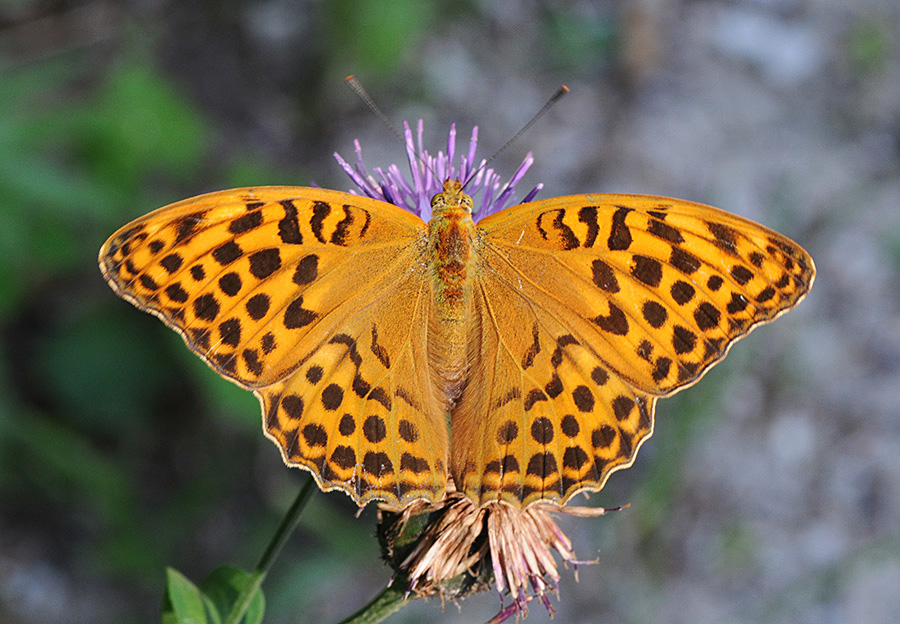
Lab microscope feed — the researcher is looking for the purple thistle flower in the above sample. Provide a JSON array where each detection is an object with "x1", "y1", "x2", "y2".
[{"x1": 333, "y1": 119, "x2": 542, "y2": 221}]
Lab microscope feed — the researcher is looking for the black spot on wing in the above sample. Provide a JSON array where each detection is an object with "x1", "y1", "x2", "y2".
[
  {"x1": 648, "y1": 218, "x2": 684, "y2": 243},
  {"x1": 727, "y1": 293, "x2": 749, "y2": 314},
  {"x1": 174, "y1": 211, "x2": 206, "y2": 244},
  {"x1": 193, "y1": 293, "x2": 219, "y2": 321},
  {"x1": 632, "y1": 256, "x2": 663, "y2": 287},
  {"x1": 218, "y1": 272, "x2": 242, "y2": 296},
  {"x1": 278, "y1": 199, "x2": 302, "y2": 244},
  {"x1": 524, "y1": 389, "x2": 547, "y2": 411},
  {"x1": 730, "y1": 264, "x2": 754, "y2": 285},
  {"x1": 370, "y1": 324, "x2": 391, "y2": 368},
  {"x1": 536, "y1": 209, "x2": 579, "y2": 250},
  {"x1": 521, "y1": 322, "x2": 540, "y2": 369},
  {"x1": 670, "y1": 280, "x2": 695, "y2": 305},
  {"x1": 284, "y1": 296, "x2": 317, "y2": 328},
  {"x1": 363, "y1": 415, "x2": 387, "y2": 443},
  {"x1": 608, "y1": 206, "x2": 632, "y2": 250},
  {"x1": 642, "y1": 300, "x2": 667, "y2": 328},
  {"x1": 331, "y1": 205, "x2": 354, "y2": 245},
  {"x1": 369, "y1": 387, "x2": 391, "y2": 410},
  {"x1": 229, "y1": 210, "x2": 263, "y2": 234},
  {"x1": 160, "y1": 253, "x2": 183, "y2": 274},
  {"x1": 245, "y1": 294, "x2": 270, "y2": 320},
  {"x1": 249, "y1": 249, "x2": 281, "y2": 279},
  {"x1": 592, "y1": 302, "x2": 629, "y2": 335},
  {"x1": 139, "y1": 274, "x2": 159, "y2": 291},
  {"x1": 495, "y1": 387, "x2": 521, "y2": 409},
  {"x1": 670, "y1": 247, "x2": 701, "y2": 274},
  {"x1": 578, "y1": 206, "x2": 599, "y2": 247},
  {"x1": 708, "y1": 222, "x2": 739, "y2": 256},
  {"x1": 213, "y1": 241, "x2": 243, "y2": 265},
  {"x1": 311, "y1": 201, "x2": 330, "y2": 243},
  {"x1": 165, "y1": 283, "x2": 189, "y2": 303},
  {"x1": 591, "y1": 259, "x2": 620, "y2": 293},
  {"x1": 293, "y1": 255, "x2": 318, "y2": 286}
]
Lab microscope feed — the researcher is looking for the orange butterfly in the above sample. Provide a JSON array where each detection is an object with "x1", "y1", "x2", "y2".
[{"x1": 99, "y1": 121, "x2": 814, "y2": 509}]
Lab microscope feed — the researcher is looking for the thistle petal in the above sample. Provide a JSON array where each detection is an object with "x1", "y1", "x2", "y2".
[{"x1": 334, "y1": 119, "x2": 541, "y2": 219}]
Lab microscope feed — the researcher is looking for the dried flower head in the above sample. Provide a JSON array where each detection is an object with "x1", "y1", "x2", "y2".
[{"x1": 378, "y1": 484, "x2": 617, "y2": 621}]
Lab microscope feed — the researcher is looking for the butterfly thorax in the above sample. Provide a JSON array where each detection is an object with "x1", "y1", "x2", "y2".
[{"x1": 427, "y1": 180, "x2": 478, "y2": 404}]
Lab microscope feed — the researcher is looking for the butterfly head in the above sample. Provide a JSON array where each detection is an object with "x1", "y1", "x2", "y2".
[{"x1": 431, "y1": 179, "x2": 474, "y2": 216}]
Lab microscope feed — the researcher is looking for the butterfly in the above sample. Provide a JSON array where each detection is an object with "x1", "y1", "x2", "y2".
[{"x1": 99, "y1": 177, "x2": 814, "y2": 509}]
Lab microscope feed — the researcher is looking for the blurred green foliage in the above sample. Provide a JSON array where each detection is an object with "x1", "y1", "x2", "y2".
[
  {"x1": 0, "y1": 14, "x2": 411, "y2": 616},
  {"x1": 0, "y1": 58, "x2": 208, "y2": 314},
  {"x1": 0, "y1": 48, "x2": 290, "y2": 616},
  {"x1": 847, "y1": 16, "x2": 892, "y2": 75},
  {"x1": 325, "y1": 0, "x2": 436, "y2": 77},
  {"x1": 541, "y1": 6, "x2": 617, "y2": 72}
]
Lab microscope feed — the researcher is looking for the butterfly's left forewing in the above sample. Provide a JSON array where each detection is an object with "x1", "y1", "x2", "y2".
[
  {"x1": 452, "y1": 193, "x2": 814, "y2": 507},
  {"x1": 475, "y1": 194, "x2": 814, "y2": 395},
  {"x1": 101, "y1": 187, "x2": 426, "y2": 387}
]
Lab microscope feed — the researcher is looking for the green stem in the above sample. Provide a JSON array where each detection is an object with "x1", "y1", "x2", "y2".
[
  {"x1": 337, "y1": 582, "x2": 410, "y2": 624},
  {"x1": 223, "y1": 478, "x2": 316, "y2": 624}
]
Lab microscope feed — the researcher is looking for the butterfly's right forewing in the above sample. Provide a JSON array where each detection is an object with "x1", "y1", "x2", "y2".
[{"x1": 100, "y1": 187, "x2": 448, "y2": 505}]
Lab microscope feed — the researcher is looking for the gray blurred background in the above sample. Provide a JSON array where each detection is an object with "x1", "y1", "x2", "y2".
[{"x1": 1, "y1": 1, "x2": 898, "y2": 623}]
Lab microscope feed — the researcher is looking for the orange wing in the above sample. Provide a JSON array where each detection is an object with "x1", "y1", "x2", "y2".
[
  {"x1": 451, "y1": 193, "x2": 814, "y2": 507},
  {"x1": 100, "y1": 187, "x2": 448, "y2": 505}
]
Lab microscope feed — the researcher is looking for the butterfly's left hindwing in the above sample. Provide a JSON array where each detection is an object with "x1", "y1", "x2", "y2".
[
  {"x1": 452, "y1": 275, "x2": 657, "y2": 507},
  {"x1": 257, "y1": 259, "x2": 448, "y2": 505}
]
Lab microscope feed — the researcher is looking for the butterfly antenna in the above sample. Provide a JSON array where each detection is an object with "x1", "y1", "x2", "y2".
[
  {"x1": 345, "y1": 75, "x2": 442, "y2": 182},
  {"x1": 345, "y1": 75, "x2": 406, "y2": 145},
  {"x1": 463, "y1": 84, "x2": 569, "y2": 188}
]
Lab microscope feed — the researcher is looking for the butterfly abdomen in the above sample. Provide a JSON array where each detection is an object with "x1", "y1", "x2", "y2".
[{"x1": 426, "y1": 181, "x2": 479, "y2": 404}]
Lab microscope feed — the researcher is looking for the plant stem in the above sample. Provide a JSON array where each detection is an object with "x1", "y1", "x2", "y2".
[
  {"x1": 223, "y1": 477, "x2": 316, "y2": 624},
  {"x1": 337, "y1": 582, "x2": 410, "y2": 624}
]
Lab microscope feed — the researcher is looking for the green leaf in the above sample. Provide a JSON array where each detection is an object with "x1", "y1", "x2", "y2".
[
  {"x1": 163, "y1": 568, "x2": 211, "y2": 624},
  {"x1": 201, "y1": 566, "x2": 266, "y2": 624}
]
